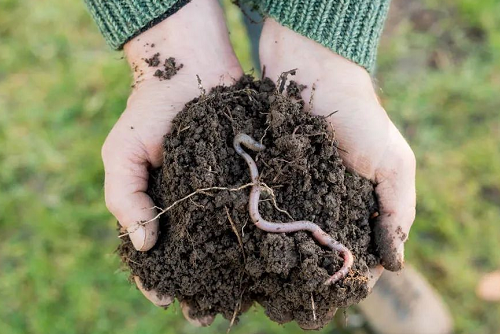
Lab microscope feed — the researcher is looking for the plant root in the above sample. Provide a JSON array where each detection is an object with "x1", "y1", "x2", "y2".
[{"x1": 119, "y1": 183, "x2": 254, "y2": 238}]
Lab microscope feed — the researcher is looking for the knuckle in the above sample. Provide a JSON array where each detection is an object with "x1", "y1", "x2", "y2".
[
  {"x1": 406, "y1": 206, "x2": 416, "y2": 225},
  {"x1": 403, "y1": 206, "x2": 416, "y2": 227},
  {"x1": 392, "y1": 141, "x2": 416, "y2": 170},
  {"x1": 104, "y1": 191, "x2": 121, "y2": 216},
  {"x1": 402, "y1": 144, "x2": 416, "y2": 170},
  {"x1": 387, "y1": 125, "x2": 416, "y2": 173},
  {"x1": 101, "y1": 136, "x2": 115, "y2": 164}
]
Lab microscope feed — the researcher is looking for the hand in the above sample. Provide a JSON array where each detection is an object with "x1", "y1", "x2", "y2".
[
  {"x1": 259, "y1": 19, "x2": 416, "y2": 329},
  {"x1": 101, "y1": 0, "x2": 242, "y2": 325}
]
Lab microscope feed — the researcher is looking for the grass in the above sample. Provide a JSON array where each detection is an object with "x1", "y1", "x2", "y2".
[{"x1": 0, "y1": 0, "x2": 499, "y2": 333}]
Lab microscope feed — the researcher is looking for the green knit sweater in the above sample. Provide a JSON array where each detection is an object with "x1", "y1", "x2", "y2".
[{"x1": 84, "y1": 0, "x2": 390, "y2": 72}]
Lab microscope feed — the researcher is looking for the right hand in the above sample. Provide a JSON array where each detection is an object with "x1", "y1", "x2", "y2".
[
  {"x1": 259, "y1": 18, "x2": 416, "y2": 329},
  {"x1": 100, "y1": 0, "x2": 242, "y2": 326}
]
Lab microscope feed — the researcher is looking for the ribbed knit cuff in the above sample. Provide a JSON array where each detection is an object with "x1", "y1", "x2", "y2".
[
  {"x1": 253, "y1": 0, "x2": 390, "y2": 73},
  {"x1": 84, "y1": 0, "x2": 190, "y2": 50}
]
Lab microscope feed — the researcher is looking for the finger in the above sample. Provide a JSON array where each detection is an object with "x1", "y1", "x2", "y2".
[
  {"x1": 180, "y1": 301, "x2": 215, "y2": 327},
  {"x1": 367, "y1": 265, "x2": 384, "y2": 291},
  {"x1": 297, "y1": 307, "x2": 337, "y2": 330},
  {"x1": 102, "y1": 134, "x2": 159, "y2": 251},
  {"x1": 134, "y1": 276, "x2": 173, "y2": 307},
  {"x1": 373, "y1": 124, "x2": 416, "y2": 271}
]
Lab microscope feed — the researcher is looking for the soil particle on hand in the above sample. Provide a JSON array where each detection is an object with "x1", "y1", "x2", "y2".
[
  {"x1": 286, "y1": 80, "x2": 307, "y2": 100},
  {"x1": 395, "y1": 225, "x2": 407, "y2": 241},
  {"x1": 153, "y1": 57, "x2": 183, "y2": 81},
  {"x1": 119, "y1": 76, "x2": 380, "y2": 329},
  {"x1": 374, "y1": 225, "x2": 404, "y2": 272},
  {"x1": 144, "y1": 52, "x2": 160, "y2": 67},
  {"x1": 143, "y1": 54, "x2": 183, "y2": 81}
]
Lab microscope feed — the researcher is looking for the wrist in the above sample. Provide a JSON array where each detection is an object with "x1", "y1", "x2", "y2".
[
  {"x1": 124, "y1": 0, "x2": 241, "y2": 83},
  {"x1": 260, "y1": 19, "x2": 378, "y2": 104},
  {"x1": 255, "y1": 0, "x2": 390, "y2": 73}
]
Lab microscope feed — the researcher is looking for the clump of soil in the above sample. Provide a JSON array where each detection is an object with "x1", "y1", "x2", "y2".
[
  {"x1": 144, "y1": 52, "x2": 161, "y2": 67},
  {"x1": 144, "y1": 53, "x2": 183, "y2": 80},
  {"x1": 119, "y1": 76, "x2": 380, "y2": 329}
]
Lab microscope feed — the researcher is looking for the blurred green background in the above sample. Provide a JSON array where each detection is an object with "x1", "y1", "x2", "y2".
[{"x1": 1, "y1": 0, "x2": 499, "y2": 333}]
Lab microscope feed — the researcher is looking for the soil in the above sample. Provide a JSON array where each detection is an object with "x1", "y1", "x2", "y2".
[
  {"x1": 143, "y1": 53, "x2": 183, "y2": 80},
  {"x1": 119, "y1": 75, "x2": 380, "y2": 329},
  {"x1": 144, "y1": 52, "x2": 161, "y2": 67}
]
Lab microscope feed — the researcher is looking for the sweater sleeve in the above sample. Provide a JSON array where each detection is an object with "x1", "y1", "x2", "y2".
[
  {"x1": 251, "y1": 0, "x2": 391, "y2": 73},
  {"x1": 84, "y1": 0, "x2": 190, "y2": 50}
]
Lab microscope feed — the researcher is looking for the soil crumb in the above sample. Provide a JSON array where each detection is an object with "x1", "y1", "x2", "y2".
[
  {"x1": 144, "y1": 54, "x2": 183, "y2": 81},
  {"x1": 154, "y1": 57, "x2": 183, "y2": 80},
  {"x1": 119, "y1": 76, "x2": 380, "y2": 329},
  {"x1": 144, "y1": 52, "x2": 160, "y2": 67}
]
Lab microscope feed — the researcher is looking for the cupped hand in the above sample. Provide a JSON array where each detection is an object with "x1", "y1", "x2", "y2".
[
  {"x1": 101, "y1": 0, "x2": 242, "y2": 325},
  {"x1": 259, "y1": 19, "x2": 416, "y2": 329}
]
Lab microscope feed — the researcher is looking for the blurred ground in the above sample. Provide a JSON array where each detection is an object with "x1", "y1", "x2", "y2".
[{"x1": 0, "y1": 0, "x2": 499, "y2": 333}]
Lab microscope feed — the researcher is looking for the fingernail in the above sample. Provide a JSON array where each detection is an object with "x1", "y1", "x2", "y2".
[
  {"x1": 127, "y1": 224, "x2": 146, "y2": 250},
  {"x1": 181, "y1": 302, "x2": 215, "y2": 327},
  {"x1": 194, "y1": 314, "x2": 215, "y2": 327},
  {"x1": 134, "y1": 276, "x2": 174, "y2": 307},
  {"x1": 158, "y1": 297, "x2": 174, "y2": 307}
]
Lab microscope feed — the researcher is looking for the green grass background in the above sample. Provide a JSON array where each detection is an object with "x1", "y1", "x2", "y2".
[{"x1": 0, "y1": 0, "x2": 499, "y2": 333}]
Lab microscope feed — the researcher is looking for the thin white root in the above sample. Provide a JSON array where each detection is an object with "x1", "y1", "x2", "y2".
[
  {"x1": 261, "y1": 182, "x2": 294, "y2": 220},
  {"x1": 119, "y1": 183, "x2": 254, "y2": 238},
  {"x1": 311, "y1": 293, "x2": 317, "y2": 321}
]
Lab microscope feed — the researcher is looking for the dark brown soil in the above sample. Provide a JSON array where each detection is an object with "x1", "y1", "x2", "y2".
[
  {"x1": 119, "y1": 76, "x2": 380, "y2": 329},
  {"x1": 144, "y1": 52, "x2": 161, "y2": 67},
  {"x1": 143, "y1": 53, "x2": 183, "y2": 80}
]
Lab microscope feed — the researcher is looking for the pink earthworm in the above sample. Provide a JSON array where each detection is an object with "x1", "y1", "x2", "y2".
[{"x1": 233, "y1": 133, "x2": 354, "y2": 285}]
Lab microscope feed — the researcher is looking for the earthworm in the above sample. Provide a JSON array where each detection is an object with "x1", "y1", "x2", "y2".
[{"x1": 233, "y1": 133, "x2": 354, "y2": 285}]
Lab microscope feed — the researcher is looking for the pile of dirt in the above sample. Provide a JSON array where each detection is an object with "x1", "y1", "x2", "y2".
[{"x1": 118, "y1": 75, "x2": 380, "y2": 329}]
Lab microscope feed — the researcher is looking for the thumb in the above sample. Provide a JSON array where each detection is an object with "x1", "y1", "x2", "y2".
[
  {"x1": 373, "y1": 124, "x2": 416, "y2": 271},
  {"x1": 102, "y1": 134, "x2": 159, "y2": 251}
]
